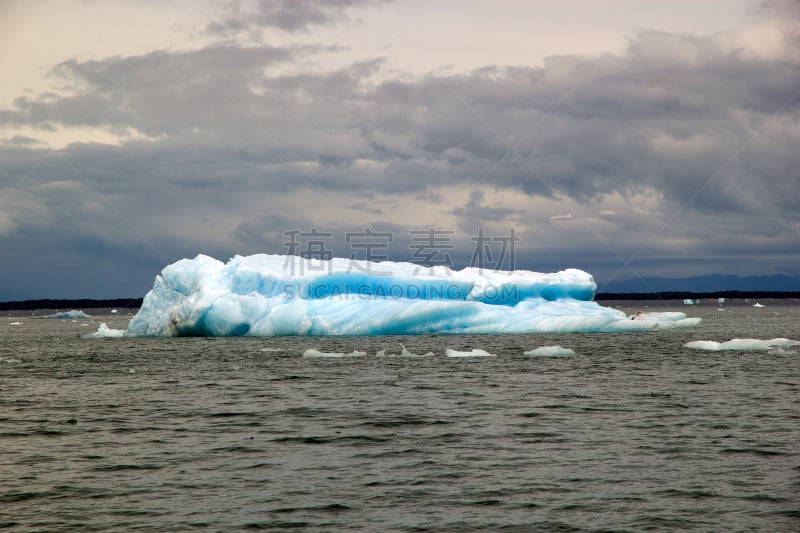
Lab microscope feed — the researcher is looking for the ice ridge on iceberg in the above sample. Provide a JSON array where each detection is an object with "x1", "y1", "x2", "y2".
[{"x1": 121, "y1": 254, "x2": 700, "y2": 337}]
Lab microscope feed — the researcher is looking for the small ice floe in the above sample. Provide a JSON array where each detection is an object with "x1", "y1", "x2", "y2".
[
  {"x1": 445, "y1": 348, "x2": 495, "y2": 357},
  {"x1": 376, "y1": 349, "x2": 387, "y2": 357},
  {"x1": 752, "y1": 302, "x2": 765, "y2": 307},
  {"x1": 524, "y1": 345, "x2": 575, "y2": 357},
  {"x1": 685, "y1": 338, "x2": 800, "y2": 351},
  {"x1": 88, "y1": 323, "x2": 125, "y2": 338},
  {"x1": 110, "y1": 309, "x2": 118, "y2": 314},
  {"x1": 128, "y1": 368, "x2": 136, "y2": 374},
  {"x1": 302, "y1": 349, "x2": 366, "y2": 358},
  {"x1": 9, "y1": 321, "x2": 22, "y2": 326},
  {"x1": 1, "y1": 357, "x2": 21, "y2": 363}
]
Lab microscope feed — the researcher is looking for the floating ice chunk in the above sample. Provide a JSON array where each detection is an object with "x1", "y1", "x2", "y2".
[
  {"x1": 619, "y1": 312, "x2": 702, "y2": 330},
  {"x1": 685, "y1": 338, "x2": 800, "y2": 351},
  {"x1": 445, "y1": 348, "x2": 495, "y2": 357},
  {"x1": 524, "y1": 346, "x2": 575, "y2": 357},
  {"x1": 376, "y1": 349, "x2": 387, "y2": 357},
  {"x1": 39, "y1": 310, "x2": 91, "y2": 319},
  {"x1": 122, "y1": 254, "x2": 701, "y2": 337},
  {"x1": 752, "y1": 302, "x2": 765, "y2": 307},
  {"x1": 111, "y1": 309, "x2": 118, "y2": 314},
  {"x1": 646, "y1": 312, "x2": 703, "y2": 329},
  {"x1": 1, "y1": 357, "x2": 21, "y2": 363},
  {"x1": 605, "y1": 318, "x2": 658, "y2": 332},
  {"x1": 302, "y1": 349, "x2": 367, "y2": 358},
  {"x1": 9, "y1": 321, "x2": 22, "y2": 326},
  {"x1": 89, "y1": 323, "x2": 126, "y2": 338}
]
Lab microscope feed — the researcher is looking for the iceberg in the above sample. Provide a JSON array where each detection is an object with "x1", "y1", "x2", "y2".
[
  {"x1": 119, "y1": 254, "x2": 701, "y2": 337},
  {"x1": 39, "y1": 310, "x2": 91, "y2": 319}
]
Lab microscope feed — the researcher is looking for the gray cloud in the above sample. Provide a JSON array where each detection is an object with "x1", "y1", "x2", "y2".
[
  {"x1": 2, "y1": 9, "x2": 800, "y2": 298},
  {"x1": 207, "y1": 0, "x2": 391, "y2": 36}
]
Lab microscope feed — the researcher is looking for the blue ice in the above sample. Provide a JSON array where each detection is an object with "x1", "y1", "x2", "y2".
[{"x1": 116, "y1": 254, "x2": 700, "y2": 337}]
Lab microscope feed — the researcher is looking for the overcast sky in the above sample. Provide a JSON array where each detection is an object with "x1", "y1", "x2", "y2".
[{"x1": 2, "y1": 0, "x2": 799, "y2": 299}]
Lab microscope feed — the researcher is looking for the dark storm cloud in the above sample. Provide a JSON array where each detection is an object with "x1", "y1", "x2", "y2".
[
  {"x1": 8, "y1": 30, "x2": 798, "y2": 210},
  {"x1": 6, "y1": 36, "x2": 799, "y2": 206},
  {"x1": 2, "y1": 9, "x2": 800, "y2": 297}
]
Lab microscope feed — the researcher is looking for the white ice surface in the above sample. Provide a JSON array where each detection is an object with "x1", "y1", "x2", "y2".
[{"x1": 89, "y1": 323, "x2": 125, "y2": 338}]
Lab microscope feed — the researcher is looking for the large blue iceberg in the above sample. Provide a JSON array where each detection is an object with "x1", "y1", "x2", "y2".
[{"x1": 122, "y1": 254, "x2": 700, "y2": 336}]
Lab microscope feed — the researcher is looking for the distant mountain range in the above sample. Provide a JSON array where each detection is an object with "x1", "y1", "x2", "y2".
[{"x1": 599, "y1": 274, "x2": 800, "y2": 294}]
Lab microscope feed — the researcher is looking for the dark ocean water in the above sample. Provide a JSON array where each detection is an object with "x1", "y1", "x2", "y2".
[{"x1": 1, "y1": 303, "x2": 798, "y2": 532}]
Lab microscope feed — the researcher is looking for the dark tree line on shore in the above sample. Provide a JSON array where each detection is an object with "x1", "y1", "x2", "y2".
[{"x1": 0, "y1": 298, "x2": 144, "y2": 311}]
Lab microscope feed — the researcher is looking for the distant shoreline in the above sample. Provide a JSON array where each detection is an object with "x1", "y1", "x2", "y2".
[
  {"x1": 596, "y1": 290, "x2": 800, "y2": 301},
  {"x1": 0, "y1": 298, "x2": 144, "y2": 312},
  {"x1": 2, "y1": 291, "x2": 800, "y2": 311}
]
